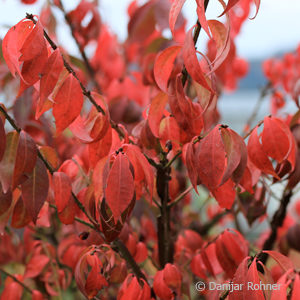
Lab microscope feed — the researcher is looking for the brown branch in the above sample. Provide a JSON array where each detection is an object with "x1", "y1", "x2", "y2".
[
  {"x1": 258, "y1": 188, "x2": 293, "y2": 265},
  {"x1": 242, "y1": 119, "x2": 264, "y2": 140},
  {"x1": 168, "y1": 185, "x2": 193, "y2": 208},
  {"x1": 157, "y1": 157, "x2": 173, "y2": 268},
  {"x1": 181, "y1": 0, "x2": 210, "y2": 87},
  {"x1": 0, "y1": 268, "x2": 33, "y2": 294},
  {"x1": 113, "y1": 239, "x2": 148, "y2": 282}
]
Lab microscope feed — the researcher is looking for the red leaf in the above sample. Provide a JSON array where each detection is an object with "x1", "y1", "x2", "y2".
[
  {"x1": 0, "y1": 132, "x2": 19, "y2": 193},
  {"x1": 88, "y1": 126, "x2": 112, "y2": 167},
  {"x1": 229, "y1": 256, "x2": 251, "y2": 300},
  {"x1": 24, "y1": 254, "x2": 49, "y2": 278},
  {"x1": 40, "y1": 49, "x2": 64, "y2": 104},
  {"x1": 0, "y1": 118, "x2": 5, "y2": 161},
  {"x1": 291, "y1": 274, "x2": 300, "y2": 300},
  {"x1": 159, "y1": 116, "x2": 181, "y2": 151},
  {"x1": 182, "y1": 26, "x2": 212, "y2": 91},
  {"x1": 19, "y1": 20, "x2": 46, "y2": 62},
  {"x1": 207, "y1": 20, "x2": 231, "y2": 72},
  {"x1": 22, "y1": 0, "x2": 38, "y2": 5},
  {"x1": 153, "y1": 270, "x2": 174, "y2": 300},
  {"x1": 20, "y1": 42, "x2": 48, "y2": 86},
  {"x1": 32, "y1": 290, "x2": 44, "y2": 300},
  {"x1": 69, "y1": 93, "x2": 110, "y2": 143},
  {"x1": 245, "y1": 258, "x2": 265, "y2": 300},
  {"x1": 169, "y1": 0, "x2": 186, "y2": 35},
  {"x1": 219, "y1": 0, "x2": 240, "y2": 17},
  {"x1": 57, "y1": 195, "x2": 76, "y2": 225},
  {"x1": 0, "y1": 188, "x2": 13, "y2": 232},
  {"x1": 53, "y1": 74, "x2": 83, "y2": 135},
  {"x1": 153, "y1": 46, "x2": 181, "y2": 93},
  {"x1": 105, "y1": 153, "x2": 135, "y2": 222},
  {"x1": 2, "y1": 19, "x2": 32, "y2": 78},
  {"x1": 13, "y1": 131, "x2": 37, "y2": 189},
  {"x1": 220, "y1": 127, "x2": 247, "y2": 185},
  {"x1": 196, "y1": 126, "x2": 225, "y2": 188},
  {"x1": 248, "y1": 127, "x2": 278, "y2": 178},
  {"x1": 53, "y1": 172, "x2": 72, "y2": 213},
  {"x1": 262, "y1": 117, "x2": 291, "y2": 163},
  {"x1": 212, "y1": 178, "x2": 235, "y2": 209},
  {"x1": 262, "y1": 251, "x2": 293, "y2": 272},
  {"x1": 195, "y1": 0, "x2": 211, "y2": 38},
  {"x1": 21, "y1": 158, "x2": 49, "y2": 223},
  {"x1": 270, "y1": 270, "x2": 291, "y2": 300},
  {"x1": 11, "y1": 196, "x2": 31, "y2": 228},
  {"x1": 148, "y1": 92, "x2": 169, "y2": 137},
  {"x1": 0, "y1": 280, "x2": 23, "y2": 300},
  {"x1": 123, "y1": 144, "x2": 154, "y2": 200}
]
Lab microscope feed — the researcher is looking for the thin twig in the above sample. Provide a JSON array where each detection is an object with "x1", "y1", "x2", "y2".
[
  {"x1": 242, "y1": 82, "x2": 272, "y2": 136},
  {"x1": 242, "y1": 119, "x2": 264, "y2": 140},
  {"x1": 0, "y1": 268, "x2": 33, "y2": 294},
  {"x1": 169, "y1": 185, "x2": 193, "y2": 208}
]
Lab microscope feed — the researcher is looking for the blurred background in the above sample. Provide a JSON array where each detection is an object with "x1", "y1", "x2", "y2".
[{"x1": 0, "y1": 0, "x2": 299, "y2": 132}]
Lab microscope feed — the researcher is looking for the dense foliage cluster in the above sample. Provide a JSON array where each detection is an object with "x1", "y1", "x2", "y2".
[{"x1": 0, "y1": 0, "x2": 300, "y2": 299}]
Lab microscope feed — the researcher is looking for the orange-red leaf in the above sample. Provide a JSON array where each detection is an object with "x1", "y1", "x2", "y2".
[
  {"x1": 219, "y1": 0, "x2": 240, "y2": 17},
  {"x1": 220, "y1": 127, "x2": 247, "y2": 185},
  {"x1": 0, "y1": 279, "x2": 23, "y2": 300},
  {"x1": 2, "y1": 19, "x2": 32, "y2": 78},
  {"x1": 207, "y1": 19, "x2": 230, "y2": 72},
  {"x1": 154, "y1": 46, "x2": 181, "y2": 93},
  {"x1": 248, "y1": 127, "x2": 278, "y2": 178},
  {"x1": 182, "y1": 26, "x2": 212, "y2": 91},
  {"x1": 262, "y1": 251, "x2": 293, "y2": 272},
  {"x1": 148, "y1": 92, "x2": 168, "y2": 137},
  {"x1": 196, "y1": 126, "x2": 225, "y2": 188},
  {"x1": 53, "y1": 172, "x2": 72, "y2": 213},
  {"x1": 21, "y1": 158, "x2": 49, "y2": 223},
  {"x1": 11, "y1": 196, "x2": 31, "y2": 228},
  {"x1": 0, "y1": 132, "x2": 19, "y2": 193},
  {"x1": 105, "y1": 153, "x2": 134, "y2": 222},
  {"x1": 169, "y1": 0, "x2": 186, "y2": 35},
  {"x1": 245, "y1": 258, "x2": 265, "y2": 300},
  {"x1": 13, "y1": 131, "x2": 37, "y2": 189},
  {"x1": 88, "y1": 126, "x2": 112, "y2": 167},
  {"x1": 19, "y1": 20, "x2": 46, "y2": 62},
  {"x1": 53, "y1": 74, "x2": 83, "y2": 134},
  {"x1": 195, "y1": 0, "x2": 211, "y2": 38},
  {"x1": 212, "y1": 178, "x2": 235, "y2": 209},
  {"x1": 40, "y1": 49, "x2": 64, "y2": 104},
  {"x1": 123, "y1": 144, "x2": 154, "y2": 200},
  {"x1": 24, "y1": 254, "x2": 49, "y2": 278},
  {"x1": 262, "y1": 117, "x2": 291, "y2": 163}
]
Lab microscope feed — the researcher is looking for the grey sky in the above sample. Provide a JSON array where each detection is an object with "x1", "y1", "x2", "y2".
[{"x1": 0, "y1": 0, "x2": 300, "y2": 59}]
